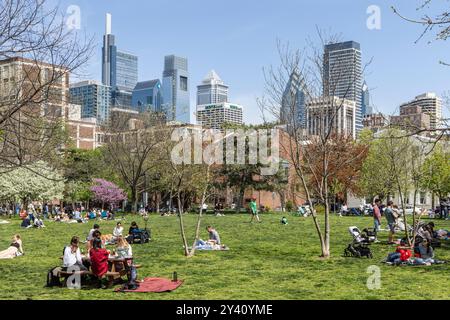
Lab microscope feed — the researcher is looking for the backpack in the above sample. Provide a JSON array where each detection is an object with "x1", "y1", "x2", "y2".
[{"x1": 46, "y1": 267, "x2": 62, "y2": 287}]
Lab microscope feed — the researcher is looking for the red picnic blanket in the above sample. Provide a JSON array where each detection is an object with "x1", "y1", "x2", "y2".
[{"x1": 116, "y1": 278, "x2": 183, "y2": 293}]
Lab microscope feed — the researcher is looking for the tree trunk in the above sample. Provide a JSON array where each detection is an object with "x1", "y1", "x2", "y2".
[
  {"x1": 323, "y1": 180, "x2": 331, "y2": 258},
  {"x1": 177, "y1": 193, "x2": 189, "y2": 256},
  {"x1": 131, "y1": 187, "x2": 138, "y2": 214},
  {"x1": 236, "y1": 187, "x2": 245, "y2": 214}
]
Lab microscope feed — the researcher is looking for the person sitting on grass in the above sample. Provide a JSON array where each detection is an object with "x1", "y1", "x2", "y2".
[
  {"x1": 127, "y1": 221, "x2": 141, "y2": 243},
  {"x1": 0, "y1": 235, "x2": 24, "y2": 259},
  {"x1": 19, "y1": 210, "x2": 31, "y2": 228},
  {"x1": 112, "y1": 222, "x2": 123, "y2": 243},
  {"x1": 88, "y1": 210, "x2": 96, "y2": 220},
  {"x1": 63, "y1": 236, "x2": 88, "y2": 271},
  {"x1": 86, "y1": 224, "x2": 100, "y2": 251},
  {"x1": 33, "y1": 216, "x2": 45, "y2": 229},
  {"x1": 197, "y1": 226, "x2": 221, "y2": 247},
  {"x1": 386, "y1": 240, "x2": 412, "y2": 265},
  {"x1": 89, "y1": 238, "x2": 111, "y2": 289},
  {"x1": 101, "y1": 210, "x2": 108, "y2": 220}
]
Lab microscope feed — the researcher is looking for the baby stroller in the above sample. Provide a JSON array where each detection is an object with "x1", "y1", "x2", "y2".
[{"x1": 344, "y1": 226, "x2": 374, "y2": 259}]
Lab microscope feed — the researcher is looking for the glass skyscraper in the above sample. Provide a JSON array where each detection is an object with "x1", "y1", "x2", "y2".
[
  {"x1": 324, "y1": 41, "x2": 363, "y2": 134},
  {"x1": 102, "y1": 14, "x2": 138, "y2": 109},
  {"x1": 281, "y1": 69, "x2": 307, "y2": 130},
  {"x1": 162, "y1": 55, "x2": 190, "y2": 123},
  {"x1": 70, "y1": 80, "x2": 111, "y2": 124},
  {"x1": 361, "y1": 81, "x2": 372, "y2": 116},
  {"x1": 132, "y1": 79, "x2": 163, "y2": 113}
]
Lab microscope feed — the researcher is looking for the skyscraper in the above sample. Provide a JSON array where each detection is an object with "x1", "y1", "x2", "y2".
[
  {"x1": 162, "y1": 55, "x2": 190, "y2": 123},
  {"x1": 197, "y1": 70, "x2": 229, "y2": 105},
  {"x1": 399, "y1": 93, "x2": 442, "y2": 130},
  {"x1": 361, "y1": 81, "x2": 372, "y2": 116},
  {"x1": 70, "y1": 80, "x2": 111, "y2": 124},
  {"x1": 132, "y1": 80, "x2": 163, "y2": 113},
  {"x1": 280, "y1": 69, "x2": 307, "y2": 130},
  {"x1": 102, "y1": 13, "x2": 138, "y2": 109},
  {"x1": 324, "y1": 41, "x2": 363, "y2": 134}
]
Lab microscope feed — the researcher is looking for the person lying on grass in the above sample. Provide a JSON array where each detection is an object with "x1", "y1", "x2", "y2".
[
  {"x1": 0, "y1": 234, "x2": 23, "y2": 259},
  {"x1": 89, "y1": 238, "x2": 111, "y2": 289}
]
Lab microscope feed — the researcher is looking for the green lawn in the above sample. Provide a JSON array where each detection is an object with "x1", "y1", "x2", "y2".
[{"x1": 0, "y1": 214, "x2": 449, "y2": 300}]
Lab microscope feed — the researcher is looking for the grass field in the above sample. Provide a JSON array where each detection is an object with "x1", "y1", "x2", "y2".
[{"x1": 0, "y1": 213, "x2": 449, "y2": 300}]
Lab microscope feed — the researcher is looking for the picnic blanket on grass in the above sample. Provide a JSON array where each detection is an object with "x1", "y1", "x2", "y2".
[
  {"x1": 115, "y1": 277, "x2": 183, "y2": 293},
  {"x1": 0, "y1": 220, "x2": 10, "y2": 225}
]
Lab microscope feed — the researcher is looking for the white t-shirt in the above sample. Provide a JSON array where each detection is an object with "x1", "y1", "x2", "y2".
[{"x1": 63, "y1": 246, "x2": 83, "y2": 268}]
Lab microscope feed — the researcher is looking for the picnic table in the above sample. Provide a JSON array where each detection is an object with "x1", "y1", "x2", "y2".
[{"x1": 58, "y1": 256, "x2": 142, "y2": 287}]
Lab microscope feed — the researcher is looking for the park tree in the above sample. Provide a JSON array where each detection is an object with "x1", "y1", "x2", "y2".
[
  {"x1": 0, "y1": 161, "x2": 64, "y2": 205},
  {"x1": 217, "y1": 123, "x2": 284, "y2": 213},
  {"x1": 90, "y1": 178, "x2": 127, "y2": 210},
  {"x1": 102, "y1": 112, "x2": 168, "y2": 213},
  {"x1": 258, "y1": 35, "x2": 370, "y2": 258},
  {"x1": 357, "y1": 130, "x2": 396, "y2": 202},
  {"x1": 0, "y1": 0, "x2": 93, "y2": 170},
  {"x1": 420, "y1": 145, "x2": 450, "y2": 201}
]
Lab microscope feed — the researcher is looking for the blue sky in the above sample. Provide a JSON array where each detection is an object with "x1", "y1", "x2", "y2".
[{"x1": 56, "y1": 0, "x2": 449, "y2": 124}]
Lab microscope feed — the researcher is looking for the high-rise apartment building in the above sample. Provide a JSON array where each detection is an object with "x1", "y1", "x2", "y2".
[
  {"x1": 324, "y1": 41, "x2": 363, "y2": 134},
  {"x1": 196, "y1": 102, "x2": 243, "y2": 130},
  {"x1": 391, "y1": 105, "x2": 431, "y2": 131},
  {"x1": 162, "y1": 55, "x2": 190, "y2": 123},
  {"x1": 132, "y1": 80, "x2": 163, "y2": 113},
  {"x1": 280, "y1": 69, "x2": 307, "y2": 130},
  {"x1": 306, "y1": 97, "x2": 356, "y2": 140},
  {"x1": 102, "y1": 13, "x2": 138, "y2": 109},
  {"x1": 197, "y1": 70, "x2": 228, "y2": 105},
  {"x1": 70, "y1": 80, "x2": 111, "y2": 125},
  {"x1": 399, "y1": 93, "x2": 442, "y2": 130}
]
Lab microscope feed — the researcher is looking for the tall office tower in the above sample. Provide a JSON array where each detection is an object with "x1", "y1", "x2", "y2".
[
  {"x1": 324, "y1": 41, "x2": 363, "y2": 134},
  {"x1": 102, "y1": 13, "x2": 138, "y2": 109},
  {"x1": 280, "y1": 69, "x2": 307, "y2": 130},
  {"x1": 132, "y1": 80, "x2": 163, "y2": 113},
  {"x1": 400, "y1": 93, "x2": 442, "y2": 130},
  {"x1": 70, "y1": 80, "x2": 111, "y2": 124},
  {"x1": 361, "y1": 81, "x2": 372, "y2": 116},
  {"x1": 162, "y1": 55, "x2": 190, "y2": 123},
  {"x1": 196, "y1": 102, "x2": 243, "y2": 130},
  {"x1": 197, "y1": 70, "x2": 229, "y2": 105}
]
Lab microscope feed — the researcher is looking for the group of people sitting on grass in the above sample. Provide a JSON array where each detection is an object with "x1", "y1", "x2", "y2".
[{"x1": 384, "y1": 221, "x2": 447, "y2": 266}]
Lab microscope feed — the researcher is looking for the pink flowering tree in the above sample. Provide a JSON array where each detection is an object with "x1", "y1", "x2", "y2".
[{"x1": 90, "y1": 179, "x2": 127, "y2": 210}]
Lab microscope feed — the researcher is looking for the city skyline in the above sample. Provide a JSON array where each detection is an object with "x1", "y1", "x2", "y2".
[{"x1": 60, "y1": 0, "x2": 450, "y2": 124}]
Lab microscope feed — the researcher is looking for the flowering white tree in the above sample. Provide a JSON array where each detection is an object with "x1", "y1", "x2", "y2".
[{"x1": 0, "y1": 161, "x2": 64, "y2": 203}]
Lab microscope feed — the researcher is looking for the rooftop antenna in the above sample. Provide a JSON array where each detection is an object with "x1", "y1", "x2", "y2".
[{"x1": 106, "y1": 13, "x2": 112, "y2": 35}]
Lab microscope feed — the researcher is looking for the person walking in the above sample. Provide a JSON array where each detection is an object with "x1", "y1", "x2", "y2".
[{"x1": 249, "y1": 197, "x2": 261, "y2": 223}]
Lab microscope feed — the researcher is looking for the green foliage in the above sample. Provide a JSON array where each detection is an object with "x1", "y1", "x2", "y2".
[{"x1": 420, "y1": 146, "x2": 450, "y2": 198}]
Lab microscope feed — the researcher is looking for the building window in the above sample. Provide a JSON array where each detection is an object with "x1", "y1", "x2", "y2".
[
  {"x1": 180, "y1": 76, "x2": 188, "y2": 91},
  {"x1": 420, "y1": 192, "x2": 426, "y2": 205}
]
